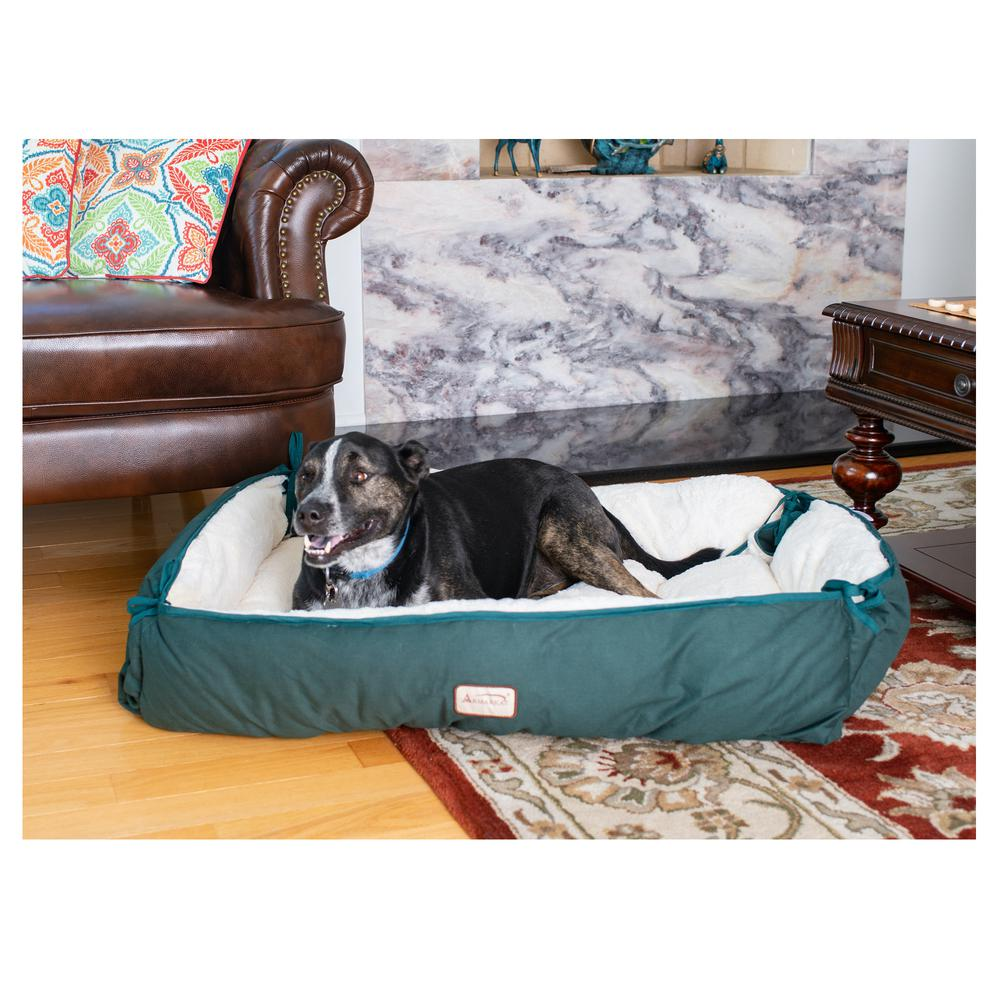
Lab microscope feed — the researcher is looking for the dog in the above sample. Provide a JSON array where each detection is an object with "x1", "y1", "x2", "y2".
[{"x1": 291, "y1": 432, "x2": 722, "y2": 611}]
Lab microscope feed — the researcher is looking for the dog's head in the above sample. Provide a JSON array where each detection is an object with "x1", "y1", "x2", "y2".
[{"x1": 293, "y1": 432, "x2": 428, "y2": 567}]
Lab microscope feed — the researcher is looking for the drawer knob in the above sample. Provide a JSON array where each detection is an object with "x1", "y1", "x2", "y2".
[{"x1": 954, "y1": 373, "x2": 973, "y2": 397}]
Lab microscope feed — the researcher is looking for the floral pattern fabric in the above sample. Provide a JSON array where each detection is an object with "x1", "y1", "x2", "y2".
[
  {"x1": 22, "y1": 139, "x2": 248, "y2": 283},
  {"x1": 68, "y1": 139, "x2": 248, "y2": 282},
  {"x1": 22, "y1": 140, "x2": 81, "y2": 277}
]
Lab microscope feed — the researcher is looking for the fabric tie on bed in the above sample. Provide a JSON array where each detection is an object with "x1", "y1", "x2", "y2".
[
  {"x1": 822, "y1": 577, "x2": 889, "y2": 633},
  {"x1": 753, "y1": 491, "x2": 811, "y2": 557},
  {"x1": 283, "y1": 432, "x2": 304, "y2": 525}
]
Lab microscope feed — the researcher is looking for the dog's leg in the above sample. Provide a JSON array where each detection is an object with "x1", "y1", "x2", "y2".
[
  {"x1": 604, "y1": 507, "x2": 721, "y2": 580},
  {"x1": 524, "y1": 549, "x2": 573, "y2": 599},
  {"x1": 537, "y1": 503, "x2": 658, "y2": 600}
]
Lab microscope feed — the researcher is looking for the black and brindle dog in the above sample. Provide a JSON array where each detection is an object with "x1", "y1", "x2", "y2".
[{"x1": 291, "y1": 432, "x2": 721, "y2": 611}]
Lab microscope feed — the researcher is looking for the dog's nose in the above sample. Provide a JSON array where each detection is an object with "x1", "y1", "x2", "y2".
[{"x1": 295, "y1": 502, "x2": 326, "y2": 529}]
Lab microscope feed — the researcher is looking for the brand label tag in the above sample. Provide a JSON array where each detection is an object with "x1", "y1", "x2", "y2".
[{"x1": 453, "y1": 685, "x2": 518, "y2": 719}]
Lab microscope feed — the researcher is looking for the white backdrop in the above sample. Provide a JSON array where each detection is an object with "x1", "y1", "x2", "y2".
[{"x1": 901, "y1": 139, "x2": 977, "y2": 297}]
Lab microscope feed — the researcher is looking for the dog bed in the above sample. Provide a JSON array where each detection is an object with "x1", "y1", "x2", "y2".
[{"x1": 119, "y1": 454, "x2": 909, "y2": 744}]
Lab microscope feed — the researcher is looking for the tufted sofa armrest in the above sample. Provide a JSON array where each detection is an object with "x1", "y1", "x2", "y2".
[{"x1": 211, "y1": 139, "x2": 374, "y2": 303}]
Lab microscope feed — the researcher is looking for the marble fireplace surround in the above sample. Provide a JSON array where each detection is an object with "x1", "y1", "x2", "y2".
[{"x1": 358, "y1": 141, "x2": 908, "y2": 425}]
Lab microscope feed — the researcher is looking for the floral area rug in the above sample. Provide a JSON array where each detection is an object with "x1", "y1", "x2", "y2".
[{"x1": 388, "y1": 464, "x2": 975, "y2": 839}]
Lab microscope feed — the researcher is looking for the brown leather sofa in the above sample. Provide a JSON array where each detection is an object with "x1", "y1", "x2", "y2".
[{"x1": 22, "y1": 139, "x2": 374, "y2": 505}]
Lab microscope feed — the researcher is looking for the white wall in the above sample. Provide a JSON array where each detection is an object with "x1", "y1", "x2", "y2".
[
  {"x1": 324, "y1": 138, "x2": 366, "y2": 428},
  {"x1": 901, "y1": 140, "x2": 976, "y2": 297}
]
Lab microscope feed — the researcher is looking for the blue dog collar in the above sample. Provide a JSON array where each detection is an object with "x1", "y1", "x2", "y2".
[{"x1": 347, "y1": 518, "x2": 411, "y2": 580}]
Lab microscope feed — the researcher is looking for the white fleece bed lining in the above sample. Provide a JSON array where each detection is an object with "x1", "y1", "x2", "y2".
[{"x1": 166, "y1": 474, "x2": 889, "y2": 620}]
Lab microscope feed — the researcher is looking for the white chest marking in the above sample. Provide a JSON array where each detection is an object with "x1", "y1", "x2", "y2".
[
  {"x1": 334, "y1": 574, "x2": 396, "y2": 610},
  {"x1": 334, "y1": 533, "x2": 400, "y2": 574}
]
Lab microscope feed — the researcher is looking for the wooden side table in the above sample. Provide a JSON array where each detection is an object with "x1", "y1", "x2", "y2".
[
  {"x1": 824, "y1": 299, "x2": 975, "y2": 524},
  {"x1": 824, "y1": 299, "x2": 976, "y2": 606}
]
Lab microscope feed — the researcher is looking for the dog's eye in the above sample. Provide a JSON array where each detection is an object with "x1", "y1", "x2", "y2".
[
  {"x1": 300, "y1": 468, "x2": 315, "y2": 482},
  {"x1": 351, "y1": 470, "x2": 369, "y2": 484}
]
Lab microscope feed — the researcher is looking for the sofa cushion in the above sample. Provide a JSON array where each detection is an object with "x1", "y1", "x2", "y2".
[{"x1": 23, "y1": 280, "x2": 345, "y2": 418}]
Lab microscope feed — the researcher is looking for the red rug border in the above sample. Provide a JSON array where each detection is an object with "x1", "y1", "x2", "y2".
[
  {"x1": 386, "y1": 726, "x2": 517, "y2": 839},
  {"x1": 388, "y1": 459, "x2": 975, "y2": 840}
]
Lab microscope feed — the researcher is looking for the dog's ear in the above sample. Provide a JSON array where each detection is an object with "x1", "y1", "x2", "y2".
[{"x1": 397, "y1": 439, "x2": 429, "y2": 483}]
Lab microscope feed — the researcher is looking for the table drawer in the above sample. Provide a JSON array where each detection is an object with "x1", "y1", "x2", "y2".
[{"x1": 864, "y1": 333, "x2": 976, "y2": 415}]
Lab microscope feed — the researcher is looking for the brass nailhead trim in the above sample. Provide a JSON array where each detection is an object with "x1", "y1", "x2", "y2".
[{"x1": 278, "y1": 172, "x2": 348, "y2": 299}]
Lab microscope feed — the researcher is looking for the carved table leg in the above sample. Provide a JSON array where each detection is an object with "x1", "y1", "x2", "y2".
[{"x1": 831, "y1": 414, "x2": 902, "y2": 529}]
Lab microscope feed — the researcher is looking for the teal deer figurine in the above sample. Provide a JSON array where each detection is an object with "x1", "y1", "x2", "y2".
[
  {"x1": 494, "y1": 140, "x2": 542, "y2": 177},
  {"x1": 702, "y1": 139, "x2": 728, "y2": 174}
]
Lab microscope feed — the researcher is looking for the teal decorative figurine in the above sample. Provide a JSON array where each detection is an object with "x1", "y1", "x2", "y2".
[
  {"x1": 587, "y1": 139, "x2": 673, "y2": 175},
  {"x1": 494, "y1": 140, "x2": 542, "y2": 177},
  {"x1": 702, "y1": 139, "x2": 728, "y2": 174}
]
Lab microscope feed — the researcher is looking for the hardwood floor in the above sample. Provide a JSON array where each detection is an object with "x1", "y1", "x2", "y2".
[{"x1": 23, "y1": 451, "x2": 972, "y2": 839}]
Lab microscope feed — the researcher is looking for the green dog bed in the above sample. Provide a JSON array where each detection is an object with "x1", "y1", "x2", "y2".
[{"x1": 119, "y1": 447, "x2": 909, "y2": 745}]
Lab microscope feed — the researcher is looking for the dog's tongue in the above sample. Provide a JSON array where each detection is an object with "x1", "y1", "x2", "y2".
[{"x1": 305, "y1": 533, "x2": 346, "y2": 553}]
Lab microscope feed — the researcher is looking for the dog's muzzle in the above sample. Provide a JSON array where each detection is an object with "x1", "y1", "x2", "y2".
[{"x1": 301, "y1": 518, "x2": 377, "y2": 565}]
